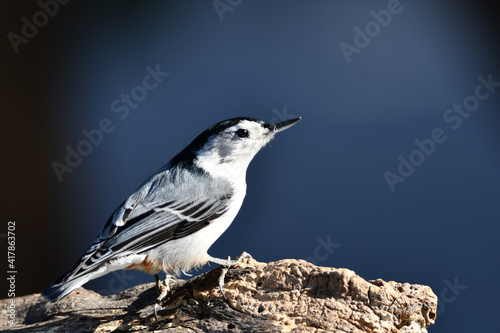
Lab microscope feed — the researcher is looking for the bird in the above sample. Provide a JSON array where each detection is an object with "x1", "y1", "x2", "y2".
[{"x1": 42, "y1": 116, "x2": 301, "y2": 318}]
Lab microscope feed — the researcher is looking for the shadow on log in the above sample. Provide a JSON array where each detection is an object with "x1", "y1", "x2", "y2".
[{"x1": 0, "y1": 259, "x2": 437, "y2": 332}]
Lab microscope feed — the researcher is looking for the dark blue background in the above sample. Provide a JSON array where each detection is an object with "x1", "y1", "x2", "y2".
[{"x1": 2, "y1": 1, "x2": 499, "y2": 332}]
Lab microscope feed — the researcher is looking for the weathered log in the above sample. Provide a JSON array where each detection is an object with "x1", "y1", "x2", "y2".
[{"x1": 0, "y1": 259, "x2": 437, "y2": 332}]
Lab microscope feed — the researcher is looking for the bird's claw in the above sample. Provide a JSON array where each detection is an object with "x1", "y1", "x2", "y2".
[
  {"x1": 154, "y1": 302, "x2": 161, "y2": 323},
  {"x1": 215, "y1": 251, "x2": 252, "y2": 301},
  {"x1": 218, "y1": 265, "x2": 229, "y2": 300}
]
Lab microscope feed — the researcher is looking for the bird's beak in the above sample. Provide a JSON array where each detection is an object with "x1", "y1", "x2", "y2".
[{"x1": 271, "y1": 117, "x2": 301, "y2": 133}]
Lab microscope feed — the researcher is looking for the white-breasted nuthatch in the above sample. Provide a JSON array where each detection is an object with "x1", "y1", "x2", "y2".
[{"x1": 42, "y1": 116, "x2": 301, "y2": 318}]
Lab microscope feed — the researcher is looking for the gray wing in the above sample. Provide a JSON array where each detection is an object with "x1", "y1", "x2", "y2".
[
  {"x1": 103, "y1": 193, "x2": 231, "y2": 253},
  {"x1": 64, "y1": 166, "x2": 233, "y2": 281}
]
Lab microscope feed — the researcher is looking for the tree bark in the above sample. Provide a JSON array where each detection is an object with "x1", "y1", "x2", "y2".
[{"x1": 0, "y1": 259, "x2": 437, "y2": 332}]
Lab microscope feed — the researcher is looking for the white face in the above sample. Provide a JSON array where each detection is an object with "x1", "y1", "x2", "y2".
[{"x1": 194, "y1": 120, "x2": 275, "y2": 181}]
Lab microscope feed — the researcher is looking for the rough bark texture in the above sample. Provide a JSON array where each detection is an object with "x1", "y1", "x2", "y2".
[{"x1": 0, "y1": 259, "x2": 437, "y2": 332}]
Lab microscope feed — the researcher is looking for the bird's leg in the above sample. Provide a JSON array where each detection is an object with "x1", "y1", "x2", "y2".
[
  {"x1": 154, "y1": 274, "x2": 162, "y2": 293},
  {"x1": 208, "y1": 251, "x2": 252, "y2": 300},
  {"x1": 154, "y1": 273, "x2": 177, "y2": 322}
]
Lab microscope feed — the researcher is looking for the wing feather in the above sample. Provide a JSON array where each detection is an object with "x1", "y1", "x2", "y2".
[{"x1": 63, "y1": 166, "x2": 233, "y2": 282}]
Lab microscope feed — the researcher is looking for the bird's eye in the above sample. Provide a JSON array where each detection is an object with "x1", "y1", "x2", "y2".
[{"x1": 236, "y1": 129, "x2": 249, "y2": 138}]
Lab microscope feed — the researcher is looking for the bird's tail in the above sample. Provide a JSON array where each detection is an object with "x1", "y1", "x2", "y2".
[{"x1": 41, "y1": 272, "x2": 90, "y2": 302}]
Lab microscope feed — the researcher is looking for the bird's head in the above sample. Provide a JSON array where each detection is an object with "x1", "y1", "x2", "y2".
[{"x1": 171, "y1": 117, "x2": 301, "y2": 181}]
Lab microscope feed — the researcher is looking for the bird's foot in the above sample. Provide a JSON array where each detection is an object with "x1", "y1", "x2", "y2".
[
  {"x1": 154, "y1": 274, "x2": 177, "y2": 322},
  {"x1": 208, "y1": 251, "x2": 252, "y2": 300}
]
